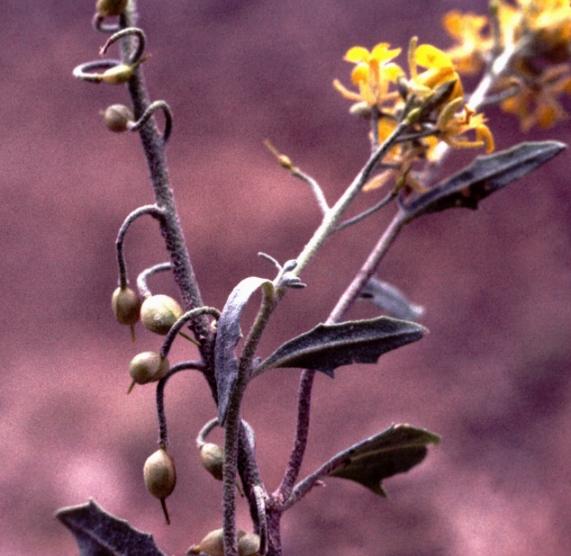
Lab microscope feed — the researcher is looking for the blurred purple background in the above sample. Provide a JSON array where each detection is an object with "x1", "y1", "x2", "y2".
[{"x1": 2, "y1": 0, "x2": 571, "y2": 554}]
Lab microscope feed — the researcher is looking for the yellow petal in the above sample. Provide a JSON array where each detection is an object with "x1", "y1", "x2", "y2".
[
  {"x1": 370, "y1": 43, "x2": 401, "y2": 63},
  {"x1": 345, "y1": 46, "x2": 371, "y2": 63},
  {"x1": 415, "y1": 44, "x2": 454, "y2": 69}
]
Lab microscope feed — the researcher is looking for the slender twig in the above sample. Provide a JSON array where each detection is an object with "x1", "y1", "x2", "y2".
[
  {"x1": 156, "y1": 361, "x2": 205, "y2": 447},
  {"x1": 115, "y1": 205, "x2": 165, "y2": 288},
  {"x1": 127, "y1": 100, "x2": 173, "y2": 144},
  {"x1": 335, "y1": 189, "x2": 397, "y2": 232},
  {"x1": 100, "y1": 27, "x2": 146, "y2": 64},
  {"x1": 136, "y1": 262, "x2": 171, "y2": 298},
  {"x1": 290, "y1": 168, "x2": 329, "y2": 214},
  {"x1": 160, "y1": 306, "x2": 221, "y2": 358}
]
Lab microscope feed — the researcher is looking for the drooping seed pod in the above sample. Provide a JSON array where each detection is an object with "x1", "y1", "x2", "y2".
[
  {"x1": 95, "y1": 0, "x2": 128, "y2": 18},
  {"x1": 104, "y1": 104, "x2": 135, "y2": 132},
  {"x1": 127, "y1": 351, "x2": 169, "y2": 394},
  {"x1": 199, "y1": 443, "x2": 224, "y2": 481},
  {"x1": 238, "y1": 533, "x2": 261, "y2": 556},
  {"x1": 140, "y1": 294, "x2": 183, "y2": 335},
  {"x1": 188, "y1": 529, "x2": 246, "y2": 556},
  {"x1": 143, "y1": 448, "x2": 176, "y2": 525},
  {"x1": 112, "y1": 286, "x2": 141, "y2": 325}
]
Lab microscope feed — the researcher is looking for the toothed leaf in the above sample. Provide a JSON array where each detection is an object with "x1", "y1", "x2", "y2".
[{"x1": 255, "y1": 316, "x2": 426, "y2": 377}]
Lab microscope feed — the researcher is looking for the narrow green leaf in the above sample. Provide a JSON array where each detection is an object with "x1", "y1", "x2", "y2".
[
  {"x1": 255, "y1": 316, "x2": 426, "y2": 377},
  {"x1": 215, "y1": 276, "x2": 273, "y2": 423},
  {"x1": 328, "y1": 424, "x2": 441, "y2": 497},
  {"x1": 359, "y1": 277, "x2": 424, "y2": 322},
  {"x1": 402, "y1": 141, "x2": 566, "y2": 220},
  {"x1": 56, "y1": 499, "x2": 166, "y2": 556}
]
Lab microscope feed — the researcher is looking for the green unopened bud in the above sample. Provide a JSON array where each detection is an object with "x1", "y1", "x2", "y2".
[{"x1": 140, "y1": 294, "x2": 183, "y2": 335}]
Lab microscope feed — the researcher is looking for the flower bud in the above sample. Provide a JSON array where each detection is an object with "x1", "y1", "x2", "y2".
[
  {"x1": 143, "y1": 448, "x2": 176, "y2": 524},
  {"x1": 128, "y1": 351, "x2": 169, "y2": 393},
  {"x1": 95, "y1": 0, "x2": 128, "y2": 18},
  {"x1": 104, "y1": 104, "x2": 134, "y2": 132},
  {"x1": 199, "y1": 443, "x2": 224, "y2": 481},
  {"x1": 238, "y1": 533, "x2": 261, "y2": 556},
  {"x1": 140, "y1": 294, "x2": 183, "y2": 335},
  {"x1": 112, "y1": 286, "x2": 141, "y2": 325}
]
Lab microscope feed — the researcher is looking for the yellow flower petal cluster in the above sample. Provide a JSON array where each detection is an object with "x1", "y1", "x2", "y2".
[
  {"x1": 442, "y1": 1, "x2": 571, "y2": 130},
  {"x1": 335, "y1": 40, "x2": 494, "y2": 191}
]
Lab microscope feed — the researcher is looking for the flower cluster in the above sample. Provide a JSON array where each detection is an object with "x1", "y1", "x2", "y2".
[
  {"x1": 334, "y1": 38, "x2": 494, "y2": 191},
  {"x1": 444, "y1": 0, "x2": 571, "y2": 131}
]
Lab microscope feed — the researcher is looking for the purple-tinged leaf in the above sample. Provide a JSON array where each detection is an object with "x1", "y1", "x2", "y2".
[
  {"x1": 56, "y1": 499, "x2": 166, "y2": 556},
  {"x1": 403, "y1": 141, "x2": 566, "y2": 220},
  {"x1": 255, "y1": 316, "x2": 426, "y2": 377},
  {"x1": 328, "y1": 424, "x2": 440, "y2": 497},
  {"x1": 215, "y1": 276, "x2": 273, "y2": 423}
]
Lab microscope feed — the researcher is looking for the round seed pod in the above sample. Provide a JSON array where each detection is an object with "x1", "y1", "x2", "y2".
[
  {"x1": 128, "y1": 352, "x2": 169, "y2": 393},
  {"x1": 112, "y1": 286, "x2": 141, "y2": 325},
  {"x1": 238, "y1": 533, "x2": 261, "y2": 556},
  {"x1": 140, "y1": 294, "x2": 183, "y2": 335},
  {"x1": 199, "y1": 443, "x2": 224, "y2": 481},
  {"x1": 188, "y1": 529, "x2": 246, "y2": 556},
  {"x1": 95, "y1": 0, "x2": 128, "y2": 18},
  {"x1": 143, "y1": 448, "x2": 176, "y2": 524},
  {"x1": 104, "y1": 104, "x2": 134, "y2": 132}
]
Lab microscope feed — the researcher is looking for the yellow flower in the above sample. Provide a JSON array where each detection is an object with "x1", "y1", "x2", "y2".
[
  {"x1": 334, "y1": 43, "x2": 404, "y2": 108},
  {"x1": 407, "y1": 40, "x2": 464, "y2": 105},
  {"x1": 433, "y1": 99, "x2": 494, "y2": 155},
  {"x1": 442, "y1": 10, "x2": 492, "y2": 74},
  {"x1": 500, "y1": 63, "x2": 571, "y2": 130}
]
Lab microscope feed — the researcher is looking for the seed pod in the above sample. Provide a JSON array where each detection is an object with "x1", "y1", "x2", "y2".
[
  {"x1": 112, "y1": 286, "x2": 141, "y2": 325},
  {"x1": 95, "y1": 0, "x2": 128, "y2": 18},
  {"x1": 143, "y1": 448, "x2": 176, "y2": 524},
  {"x1": 101, "y1": 63, "x2": 135, "y2": 85},
  {"x1": 238, "y1": 533, "x2": 261, "y2": 556},
  {"x1": 140, "y1": 294, "x2": 183, "y2": 335},
  {"x1": 104, "y1": 104, "x2": 134, "y2": 132},
  {"x1": 128, "y1": 351, "x2": 169, "y2": 394},
  {"x1": 199, "y1": 443, "x2": 224, "y2": 481},
  {"x1": 188, "y1": 529, "x2": 246, "y2": 556}
]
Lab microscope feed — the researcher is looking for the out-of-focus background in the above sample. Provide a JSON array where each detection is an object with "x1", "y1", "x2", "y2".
[{"x1": 3, "y1": 0, "x2": 571, "y2": 554}]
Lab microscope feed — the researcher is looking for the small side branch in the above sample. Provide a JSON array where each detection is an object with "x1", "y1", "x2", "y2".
[
  {"x1": 136, "y1": 262, "x2": 171, "y2": 298},
  {"x1": 115, "y1": 205, "x2": 165, "y2": 288}
]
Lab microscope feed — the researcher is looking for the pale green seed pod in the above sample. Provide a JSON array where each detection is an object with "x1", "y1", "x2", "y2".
[
  {"x1": 199, "y1": 443, "x2": 224, "y2": 481},
  {"x1": 104, "y1": 104, "x2": 134, "y2": 132},
  {"x1": 101, "y1": 63, "x2": 135, "y2": 85},
  {"x1": 128, "y1": 352, "x2": 169, "y2": 393},
  {"x1": 143, "y1": 448, "x2": 176, "y2": 524},
  {"x1": 95, "y1": 0, "x2": 128, "y2": 18},
  {"x1": 188, "y1": 529, "x2": 246, "y2": 556},
  {"x1": 238, "y1": 533, "x2": 261, "y2": 556},
  {"x1": 112, "y1": 286, "x2": 141, "y2": 325},
  {"x1": 140, "y1": 294, "x2": 183, "y2": 335}
]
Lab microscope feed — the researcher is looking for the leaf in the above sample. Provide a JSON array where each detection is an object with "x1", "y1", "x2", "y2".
[
  {"x1": 55, "y1": 499, "x2": 166, "y2": 556},
  {"x1": 215, "y1": 276, "x2": 273, "y2": 423},
  {"x1": 402, "y1": 141, "x2": 566, "y2": 220},
  {"x1": 328, "y1": 424, "x2": 441, "y2": 497},
  {"x1": 359, "y1": 277, "x2": 424, "y2": 322},
  {"x1": 255, "y1": 316, "x2": 426, "y2": 377}
]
